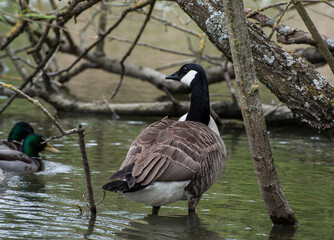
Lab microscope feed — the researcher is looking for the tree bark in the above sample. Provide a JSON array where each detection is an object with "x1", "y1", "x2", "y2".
[
  {"x1": 223, "y1": 0, "x2": 297, "y2": 225},
  {"x1": 176, "y1": 1, "x2": 334, "y2": 141}
]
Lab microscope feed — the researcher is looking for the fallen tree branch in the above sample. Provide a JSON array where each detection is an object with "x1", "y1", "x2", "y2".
[{"x1": 36, "y1": 91, "x2": 294, "y2": 124}]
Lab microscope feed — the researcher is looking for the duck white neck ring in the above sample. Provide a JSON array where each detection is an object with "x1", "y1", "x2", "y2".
[{"x1": 180, "y1": 70, "x2": 197, "y2": 86}]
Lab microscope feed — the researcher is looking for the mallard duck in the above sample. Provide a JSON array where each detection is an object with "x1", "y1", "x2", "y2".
[
  {"x1": 0, "y1": 134, "x2": 60, "y2": 172},
  {"x1": 0, "y1": 122, "x2": 34, "y2": 151},
  {"x1": 102, "y1": 64, "x2": 226, "y2": 214}
]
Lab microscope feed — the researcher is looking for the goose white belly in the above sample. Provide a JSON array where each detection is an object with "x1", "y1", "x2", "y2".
[{"x1": 123, "y1": 180, "x2": 191, "y2": 206}]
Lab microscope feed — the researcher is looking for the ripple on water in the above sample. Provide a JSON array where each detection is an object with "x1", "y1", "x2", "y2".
[{"x1": 36, "y1": 161, "x2": 73, "y2": 175}]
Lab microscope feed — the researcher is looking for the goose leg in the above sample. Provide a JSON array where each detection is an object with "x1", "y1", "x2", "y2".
[
  {"x1": 152, "y1": 206, "x2": 161, "y2": 215},
  {"x1": 188, "y1": 197, "x2": 200, "y2": 212}
]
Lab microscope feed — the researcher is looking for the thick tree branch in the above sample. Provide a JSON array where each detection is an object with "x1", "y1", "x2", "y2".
[
  {"x1": 177, "y1": 0, "x2": 334, "y2": 140},
  {"x1": 223, "y1": 0, "x2": 297, "y2": 225}
]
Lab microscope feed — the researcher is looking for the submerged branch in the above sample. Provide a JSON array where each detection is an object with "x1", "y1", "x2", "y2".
[{"x1": 78, "y1": 125, "x2": 96, "y2": 214}]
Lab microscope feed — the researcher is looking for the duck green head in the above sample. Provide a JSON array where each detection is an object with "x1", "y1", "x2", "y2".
[
  {"x1": 21, "y1": 134, "x2": 61, "y2": 157},
  {"x1": 7, "y1": 122, "x2": 34, "y2": 142}
]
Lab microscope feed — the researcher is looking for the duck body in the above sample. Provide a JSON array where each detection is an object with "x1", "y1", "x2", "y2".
[
  {"x1": 0, "y1": 122, "x2": 34, "y2": 151},
  {"x1": 0, "y1": 149, "x2": 42, "y2": 172},
  {"x1": 0, "y1": 134, "x2": 60, "y2": 172},
  {"x1": 103, "y1": 64, "x2": 226, "y2": 213}
]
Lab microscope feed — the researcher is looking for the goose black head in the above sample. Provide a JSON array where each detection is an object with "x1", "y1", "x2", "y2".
[
  {"x1": 166, "y1": 64, "x2": 210, "y2": 125},
  {"x1": 165, "y1": 63, "x2": 207, "y2": 87}
]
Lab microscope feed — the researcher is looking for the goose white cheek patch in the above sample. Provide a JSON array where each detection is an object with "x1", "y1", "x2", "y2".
[{"x1": 180, "y1": 70, "x2": 197, "y2": 86}]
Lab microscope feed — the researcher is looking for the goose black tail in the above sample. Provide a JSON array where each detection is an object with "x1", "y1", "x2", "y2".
[
  {"x1": 102, "y1": 180, "x2": 129, "y2": 192},
  {"x1": 102, "y1": 180, "x2": 147, "y2": 193}
]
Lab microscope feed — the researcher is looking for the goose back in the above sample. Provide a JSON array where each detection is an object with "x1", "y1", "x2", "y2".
[{"x1": 112, "y1": 117, "x2": 226, "y2": 197}]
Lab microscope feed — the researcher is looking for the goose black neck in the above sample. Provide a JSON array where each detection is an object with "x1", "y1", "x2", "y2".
[{"x1": 186, "y1": 75, "x2": 210, "y2": 125}]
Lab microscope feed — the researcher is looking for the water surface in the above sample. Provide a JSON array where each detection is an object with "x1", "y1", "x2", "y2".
[{"x1": 0, "y1": 99, "x2": 333, "y2": 239}]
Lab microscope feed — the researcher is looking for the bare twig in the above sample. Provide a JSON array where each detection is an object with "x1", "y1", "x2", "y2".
[
  {"x1": 42, "y1": 128, "x2": 81, "y2": 143},
  {"x1": 95, "y1": 191, "x2": 106, "y2": 206},
  {"x1": 221, "y1": 60, "x2": 238, "y2": 105},
  {"x1": 145, "y1": 11, "x2": 202, "y2": 38},
  {"x1": 78, "y1": 125, "x2": 96, "y2": 214},
  {"x1": 155, "y1": 59, "x2": 196, "y2": 71},
  {"x1": 0, "y1": 81, "x2": 66, "y2": 134},
  {"x1": 293, "y1": 0, "x2": 334, "y2": 74},
  {"x1": 246, "y1": 9, "x2": 334, "y2": 51},
  {"x1": 162, "y1": 87, "x2": 179, "y2": 106},
  {"x1": 264, "y1": 103, "x2": 283, "y2": 117},
  {"x1": 102, "y1": 95, "x2": 120, "y2": 119},
  {"x1": 210, "y1": 108, "x2": 223, "y2": 127},
  {"x1": 0, "y1": 28, "x2": 61, "y2": 115},
  {"x1": 49, "y1": 0, "x2": 152, "y2": 78},
  {"x1": 111, "y1": 0, "x2": 156, "y2": 100},
  {"x1": 0, "y1": 46, "x2": 31, "y2": 59},
  {"x1": 0, "y1": 75, "x2": 22, "y2": 81},
  {"x1": 246, "y1": 1, "x2": 290, "y2": 18},
  {"x1": 1, "y1": 20, "x2": 28, "y2": 50},
  {"x1": 79, "y1": 8, "x2": 100, "y2": 49},
  {"x1": 268, "y1": 1, "x2": 291, "y2": 40},
  {"x1": 58, "y1": 62, "x2": 100, "y2": 84},
  {"x1": 108, "y1": 36, "x2": 195, "y2": 57},
  {"x1": 27, "y1": 20, "x2": 53, "y2": 54}
]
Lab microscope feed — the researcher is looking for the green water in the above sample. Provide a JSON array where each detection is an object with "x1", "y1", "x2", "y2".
[{"x1": 0, "y1": 99, "x2": 333, "y2": 239}]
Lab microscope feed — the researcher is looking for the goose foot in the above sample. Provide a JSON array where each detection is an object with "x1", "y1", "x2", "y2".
[
  {"x1": 152, "y1": 206, "x2": 161, "y2": 215},
  {"x1": 188, "y1": 197, "x2": 200, "y2": 212}
]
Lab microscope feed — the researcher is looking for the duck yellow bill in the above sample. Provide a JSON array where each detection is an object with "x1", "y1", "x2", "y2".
[{"x1": 44, "y1": 143, "x2": 61, "y2": 154}]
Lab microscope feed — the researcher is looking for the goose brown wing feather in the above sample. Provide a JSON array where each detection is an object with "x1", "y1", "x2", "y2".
[{"x1": 113, "y1": 117, "x2": 225, "y2": 189}]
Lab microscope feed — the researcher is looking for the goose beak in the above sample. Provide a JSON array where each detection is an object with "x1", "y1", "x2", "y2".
[
  {"x1": 165, "y1": 71, "x2": 180, "y2": 81},
  {"x1": 44, "y1": 143, "x2": 61, "y2": 154}
]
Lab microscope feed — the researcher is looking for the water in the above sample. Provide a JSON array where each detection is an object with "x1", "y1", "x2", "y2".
[{"x1": 0, "y1": 99, "x2": 333, "y2": 239}]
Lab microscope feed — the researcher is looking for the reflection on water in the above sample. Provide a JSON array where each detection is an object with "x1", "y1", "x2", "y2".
[
  {"x1": 269, "y1": 225, "x2": 298, "y2": 240},
  {"x1": 0, "y1": 105, "x2": 333, "y2": 239},
  {"x1": 115, "y1": 213, "x2": 221, "y2": 240}
]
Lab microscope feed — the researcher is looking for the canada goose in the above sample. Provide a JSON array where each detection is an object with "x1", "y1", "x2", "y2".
[
  {"x1": 102, "y1": 64, "x2": 226, "y2": 214},
  {"x1": 0, "y1": 122, "x2": 34, "y2": 151},
  {"x1": 0, "y1": 134, "x2": 60, "y2": 172}
]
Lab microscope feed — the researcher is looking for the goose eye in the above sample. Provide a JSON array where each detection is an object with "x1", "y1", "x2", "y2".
[{"x1": 179, "y1": 67, "x2": 188, "y2": 77}]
